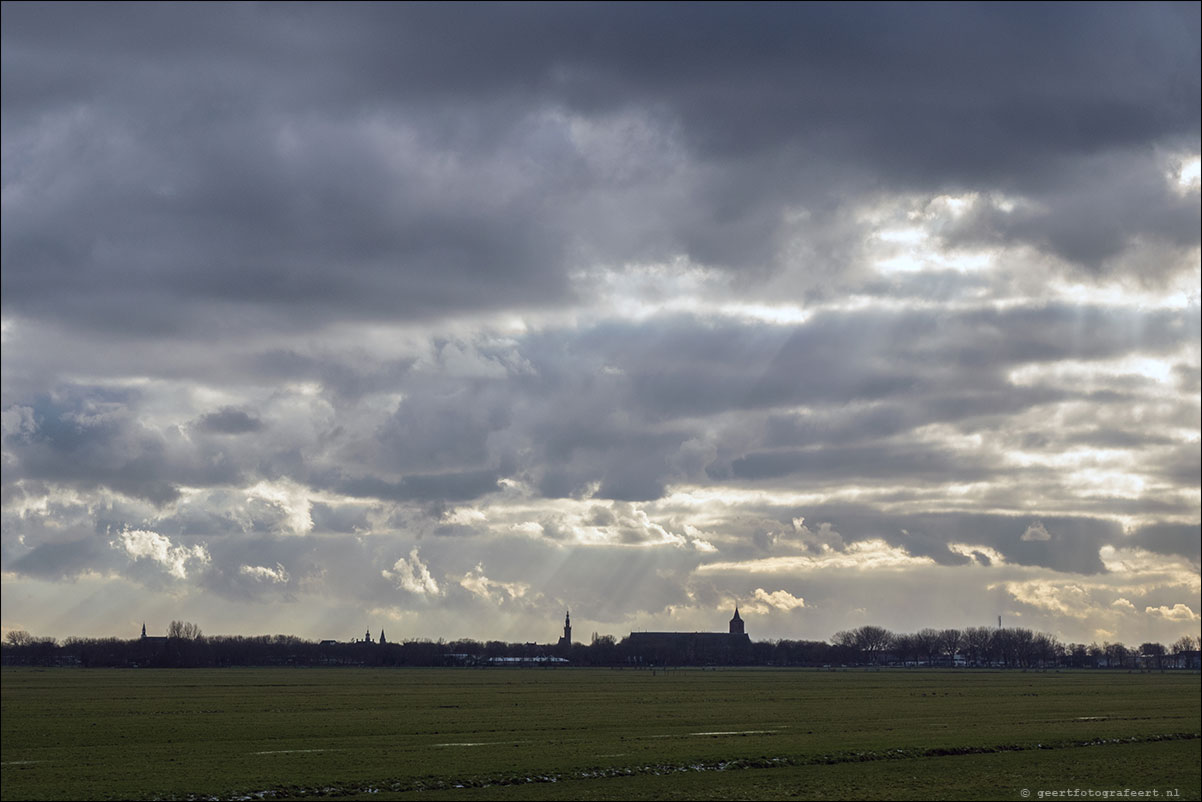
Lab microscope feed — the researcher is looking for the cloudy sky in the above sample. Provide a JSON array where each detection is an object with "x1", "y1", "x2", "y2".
[{"x1": 3, "y1": 3, "x2": 1199, "y2": 648}]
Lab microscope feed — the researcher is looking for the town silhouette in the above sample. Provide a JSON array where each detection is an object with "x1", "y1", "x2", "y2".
[{"x1": 4, "y1": 609, "x2": 1198, "y2": 670}]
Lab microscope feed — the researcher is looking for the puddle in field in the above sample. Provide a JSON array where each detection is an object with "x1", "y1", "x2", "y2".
[
  {"x1": 1076, "y1": 717, "x2": 1107, "y2": 721},
  {"x1": 434, "y1": 740, "x2": 531, "y2": 748},
  {"x1": 648, "y1": 729, "x2": 779, "y2": 739},
  {"x1": 1, "y1": 761, "x2": 41, "y2": 766},
  {"x1": 252, "y1": 749, "x2": 336, "y2": 755},
  {"x1": 182, "y1": 732, "x2": 1200, "y2": 801}
]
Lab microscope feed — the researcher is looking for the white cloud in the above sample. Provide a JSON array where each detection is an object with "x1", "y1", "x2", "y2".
[
  {"x1": 1001, "y1": 580, "x2": 1093, "y2": 617},
  {"x1": 1021, "y1": 521, "x2": 1051, "y2": 542},
  {"x1": 240, "y1": 563, "x2": 290, "y2": 584},
  {"x1": 245, "y1": 480, "x2": 313, "y2": 536},
  {"x1": 700, "y1": 539, "x2": 933, "y2": 574},
  {"x1": 750, "y1": 588, "x2": 806, "y2": 612},
  {"x1": 1145, "y1": 603, "x2": 1199, "y2": 622},
  {"x1": 382, "y1": 548, "x2": 442, "y2": 596},
  {"x1": 113, "y1": 528, "x2": 209, "y2": 580},
  {"x1": 1099, "y1": 546, "x2": 1201, "y2": 592},
  {"x1": 1111, "y1": 597, "x2": 1137, "y2": 613},
  {"x1": 948, "y1": 543, "x2": 1008, "y2": 566},
  {"x1": 1, "y1": 405, "x2": 35, "y2": 438},
  {"x1": 458, "y1": 564, "x2": 530, "y2": 605},
  {"x1": 1171, "y1": 154, "x2": 1200, "y2": 193}
]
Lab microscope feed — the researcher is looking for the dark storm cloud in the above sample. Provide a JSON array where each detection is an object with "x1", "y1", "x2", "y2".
[
  {"x1": 939, "y1": 155, "x2": 1201, "y2": 273},
  {"x1": 1127, "y1": 523, "x2": 1202, "y2": 564},
  {"x1": 562, "y1": 305, "x2": 1194, "y2": 424},
  {"x1": 4, "y1": 3, "x2": 1198, "y2": 339}
]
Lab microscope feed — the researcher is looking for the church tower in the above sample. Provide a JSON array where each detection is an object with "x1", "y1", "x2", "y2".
[
  {"x1": 141, "y1": 622, "x2": 147, "y2": 640},
  {"x1": 557, "y1": 611, "x2": 572, "y2": 649},
  {"x1": 729, "y1": 606, "x2": 745, "y2": 636},
  {"x1": 379, "y1": 629, "x2": 387, "y2": 645}
]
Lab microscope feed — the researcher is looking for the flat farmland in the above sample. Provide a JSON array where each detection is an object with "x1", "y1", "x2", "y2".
[{"x1": 1, "y1": 667, "x2": 1198, "y2": 801}]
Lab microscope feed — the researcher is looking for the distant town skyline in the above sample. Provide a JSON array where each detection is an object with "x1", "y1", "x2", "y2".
[{"x1": 2, "y1": 3, "x2": 1199, "y2": 648}]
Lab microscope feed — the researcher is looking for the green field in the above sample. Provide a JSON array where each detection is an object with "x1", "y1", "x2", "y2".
[{"x1": 1, "y1": 667, "x2": 1198, "y2": 801}]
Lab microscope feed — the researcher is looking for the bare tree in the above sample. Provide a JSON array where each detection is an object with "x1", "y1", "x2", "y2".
[
  {"x1": 830, "y1": 626, "x2": 893, "y2": 664},
  {"x1": 853, "y1": 625, "x2": 894, "y2": 664},
  {"x1": 892, "y1": 633, "x2": 920, "y2": 665},
  {"x1": 1032, "y1": 633, "x2": 1061, "y2": 667},
  {"x1": 962, "y1": 626, "x2": 993, "y2": 667},
  {"x1": 1139, "y1": 642, "x2": 1166, "y2": 671},
  {"x1": 1171, "y1": 635, "x2": 1198, "y2": 654},
  {"x1": 915, "y1": 628, "x2": 942, "y2": 666},
  {"x1": 4, "y1": 630, "x2": 37, "y2": 647},
  {"x1": 939, "y1": 628, "x2": 963, "y2": 665},
  {"x1": 167, "y1": 620, "x2": 203, "y2": 640}
]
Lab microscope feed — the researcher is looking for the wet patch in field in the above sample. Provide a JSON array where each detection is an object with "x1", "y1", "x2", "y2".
[{"x1": 171, "y1": 731, "x2": 1199, "y2": 801}]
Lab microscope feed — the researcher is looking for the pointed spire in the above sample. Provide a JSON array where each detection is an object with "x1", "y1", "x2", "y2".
[
  {"x1": 379, "y1": 629, "x2": 386, "y2": 644},
  {"x1": 729, "y1": 605, "x2": 745, "y2": 635},
  {"x1": 141, "y1": 622, "x2": 147, "y2": 639}
]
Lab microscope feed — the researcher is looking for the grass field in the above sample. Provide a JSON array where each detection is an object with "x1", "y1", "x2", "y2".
[{"x1": 1, "y1": 667, "x2": 1198, "y2": 801}]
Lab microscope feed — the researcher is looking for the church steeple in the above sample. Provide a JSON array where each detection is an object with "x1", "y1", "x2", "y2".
[
  {"x1": 141, "y1": 622, "x2": 147, "y2": 640},
  {"x1": 379, "y1": 629, "x2": 386, "y2": 645},
  {"x1": 729, "y1": 606, "x2": 745, "y2": 636},
  {"x1": 557, "y1": 610, "x2": 572, "y2": 649}
]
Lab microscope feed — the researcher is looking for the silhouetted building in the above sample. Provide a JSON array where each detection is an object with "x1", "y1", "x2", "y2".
[
  {"x1": 379, "y1": 629, "x2": 387, "y2": 645},
  {"x1": 557, "y1": 611, "x2": 572, "y2": 650},
  {"x1": 139, "y1": 623, "x2": 167, "y2": 646},
  {"x1": 729, "y1": 606, "x2": 745, "y2": 636},
  {"x1": 624, "y1": 608, "x2": 752, "y2": 665}
]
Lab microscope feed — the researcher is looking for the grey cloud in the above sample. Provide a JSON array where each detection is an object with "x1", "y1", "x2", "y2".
[
  {"x1": 940, "y1": 157, "x2": 1200, "y2": 274},
  {"x1": 1127, "y1": 523, "x2": 1202, "y2": 564},
  {"x1": 8, "y1": 536, "x2": 113, "y2": 580},
  {"x1": 324, "y1": 468, "x2": 504, "y2": 504},
  {"x1": 1, "y1": 4, "x2": 1197, "y2": 642},
  {"x1": 4, "y1": 4, "x2": 1198, "y2": 343},
  {"x1": 723, "y1": 444, "x2": 990, "y2": 485},
  {"x1": 310, "y1": 501, "x2": 371, "y2": 535},
  {"x1": 374, "y1": 387, "x2": 510, "y2": 474},
  {"x1": 195, "y1": 407, "x2": 263, "y2": 435},
  {"x1": 3, "y1": 302, "x2": 1192, "y2": 519},
  {"x1": 729, "y1": 505, "x2": 1118, "y2": 575},
  {"x1": 4, "y1": 391, "x2": 246, "y2": 504}
]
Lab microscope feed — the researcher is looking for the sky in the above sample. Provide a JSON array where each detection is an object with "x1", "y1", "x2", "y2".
[{"x1": 2, "y1": 2, "x2": 1199, "y2": 648}]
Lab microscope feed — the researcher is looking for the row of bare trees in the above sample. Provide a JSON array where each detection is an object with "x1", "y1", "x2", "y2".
[{"x1": 830, "y1": 625, "x2": 1201, "y2": 668}]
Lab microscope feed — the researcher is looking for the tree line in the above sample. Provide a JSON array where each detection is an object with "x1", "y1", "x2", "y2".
[
  {"x1": 2, "y1": 622, "x2": 1198, "y2": 669},
  {"x1": 829, "y1": 625, "x2": 1199, "y2": 670}
]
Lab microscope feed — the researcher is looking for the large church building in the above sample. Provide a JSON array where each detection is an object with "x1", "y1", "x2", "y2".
[{"x1": 623, "y1": 608, "x2": 752, "y2": 665}]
